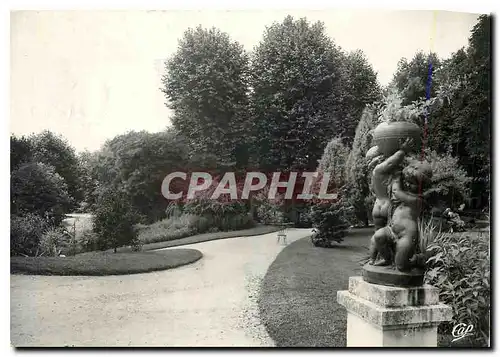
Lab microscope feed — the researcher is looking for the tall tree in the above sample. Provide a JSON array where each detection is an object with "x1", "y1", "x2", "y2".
[
  {"x1": 10, "y1": 135, "x2": 33, "y2": 171},
  {"x1": 30, "y1": 130, "x2": 82, "y2": 208},
  {"x1": 250, "y1": 16, "x2": 346, "y2": 171},
  {"x1": 93, "y1": 129, "x2": 190, "y2": 223},
  {"x1": 317, "y1": 136, "x2": 350, "y2": 188},
  {"x1": 162, "y1": 26, "x2": 251, "y2": 168},
  {"x1": 391, "y1": 51, "x2": 441, "y2": 106},
  {"x1": 11, "y1": 162, "x2": 72, "y2": 225},
  {"x1": 344, "y1": 105, "x2": 379, "y2": 226},
  {"x1": 341, "y1": 50, "x2": 382, "y2": 146},
  {"x1": 77, "y1": 150, "x2": 100, "y2": 211},
  {"x1": 426, "y1": 15, "x2": 490, "y2": 208}
]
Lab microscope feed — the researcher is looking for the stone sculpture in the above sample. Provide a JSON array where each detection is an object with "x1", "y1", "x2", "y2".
[{"x1": 363, "y1": 121, "x2": 432, "y2": 287}]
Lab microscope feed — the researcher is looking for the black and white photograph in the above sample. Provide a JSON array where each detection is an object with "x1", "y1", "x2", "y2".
[{"x1": 7, "y1": 2, "x2": 492, "y2": 349}]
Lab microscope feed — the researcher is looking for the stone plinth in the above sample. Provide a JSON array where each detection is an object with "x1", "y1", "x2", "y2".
[
  {"x1": 362, "y1": 263, "x2": 424, "y2": 287},
  {"x1": 337, "y1": 277, "x2": 452, "y2": 347}
]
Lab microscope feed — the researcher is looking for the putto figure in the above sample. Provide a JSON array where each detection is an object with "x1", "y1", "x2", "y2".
[
  {"x1": 368, "y1": 157, "x2": 432, "y2": 271},
  {"x1": 363, "y1": 118, "x2": 433, "y2": 286},
  {"x1": 366, "y1": 137, "x2": 414, "y2": 232}
]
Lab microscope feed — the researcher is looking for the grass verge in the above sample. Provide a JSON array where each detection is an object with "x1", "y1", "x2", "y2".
[
  {"x1": 84, "y1": 225, "x2": 282, "y2": 254},
  {"x1": 11, "y1": 249, "x2": 202, "y2": 276},
  {"x1": 258, "y1": 227, "x2": 472, "y2": 347}
]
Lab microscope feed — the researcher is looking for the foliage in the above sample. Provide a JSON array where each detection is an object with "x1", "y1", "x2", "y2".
[
  {"x1": 77, "y1": 150, "x2": 101, "y2": 212},
  {"x1": 180, "y1": 175, "x2": 254, "y2": 231},
  {"x1": 11, "y1": 162, "x2": 72, "y2": 226},
  {"x1": 344, "y1": 105, "x2": 378, "y2": 226},
  {"x1": 138, "y1": 211, "x2": 255, "y2": 245},
  {"x1": 256, "y1": 200, "x2": 286, "y2": 225},
  {"x1": 341, "y1": 50, "x2": 383, "y2": 145},
  {"x1": 249, "y1": 16, "x2": 347, "y2": 171},
  {"x1": 93, "y1": 129, "x2": 190, "y2": 223},
  {"x1": 92, "y1": 188, "x2": 143, "y2": 252},
  {"x1": 38, "y1": 227, "x2": 71, "y2": 257},
  {"x1": 426, "y1": 231, "x2": 490, "y2": 347},
  {"x1": 30, "y1": 130, "x2": 83, "y2": 207},
  {"x1": 79, "y1": 230, "x2": 101, "y2": 253},
  {"x1": 435, "y1": 15, "x2": 490, "y2": 208},
  {"x1": 162, "y1": 26, "x2": 251, "y2": 167},
  {"x1": 377, "y1": 90, "x2": 422, "y2": 124},
  {"x1": 392, "y1": 15, "x2": 491, "y2": 209},
  {"x1": 10, "y1": 135, "x2": 33, "y2": 171},
  {"x1": 11, "y1": 213, "x2": 49, "y2": 257},
  {"x1": 423, "y1": 149, "x2": 472, "y2": 209},
  {"x1": 165, "y1": 201, "x2": 183, "y2": 219},
  {"x1": 317, "y1": 136, "x2": 350, "y2": 187},
  {"x1": 309, "y1": 194, "x2": 351, "y2": 247},
  {"x1": 137, "y1": 214, "x2": 212, "y2": 244},
  {"x1": 390, "y1": 51, "x2": 441, "y2": 105},
  {"x1": 184, "y1": 196, "x2": 253, "y2": 231}
]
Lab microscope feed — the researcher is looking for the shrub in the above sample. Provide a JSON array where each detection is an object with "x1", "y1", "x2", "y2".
[
  {"x1": 165, "y1": 201, "x2": 183, "y2": 218},
  {"x1": 11, "y1": 213, "x2": 49, "y2": 256},
  {"x1": 317, "y1": 137, "x2": 350, "y2": 187},
  {"x1": 423, "y1": 149, "x2": 472, "y2": 210},
  {"x1": 79, "y1": 230, "x2": 101, "y2": 253},
  {"x1": 184, "y1": 195, "x2": 253, "y2": 231},
  {"x1": 256, "y1": 201, "x2": 286, "y2": 225},
  {"x1": 253, "y1": 188, "x2": 288, "y2": 225},
  {"x1": 345, "y1": 106, "x2": 378, "y2": 226},
  {"x1": 92, "y1": 189, "x2": 142, "y2": 252},
  {"x1": 293, "y1": 202, "x2": 314, "y2": 228},
  {"x1": 309, "y1": 198, "x2": 351, "y2": 247},
  {"x1": 39, "y1": 227, "x2": 70, "y2": 257},
  {"x1": 426, "y1": 231, "x2": 490, "y2": 347},
  {"x1": 138, "y1": 214, "x2": 212, "y2": 244}
]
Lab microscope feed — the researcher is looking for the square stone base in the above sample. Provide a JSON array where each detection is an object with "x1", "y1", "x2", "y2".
[
  {"x1": 346, "y1": 312, "x2": 438, "y2": 347},
  {"x1": 337, "y1": 277, "x2": 452, "y2": 347}
]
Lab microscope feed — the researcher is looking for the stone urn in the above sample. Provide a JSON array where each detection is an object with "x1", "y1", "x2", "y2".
[{"x1": 372, "y1": 121, "x2": 421, "y2": 156}]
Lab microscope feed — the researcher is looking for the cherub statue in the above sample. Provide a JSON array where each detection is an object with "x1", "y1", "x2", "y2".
[
  {"x1": 365, "y1": 138, "x2": 414, "y2": 265},
  {"x1": 368, "y1": 157, "x2": 432, "y2": 271},
  {"x1": 366, "y1": 138, "x2": 414, "y2": 230}
]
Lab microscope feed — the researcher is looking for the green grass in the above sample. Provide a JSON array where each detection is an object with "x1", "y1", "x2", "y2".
[
  {"x1": 11, "y1": 249, "x2": 202, "y2": 276},
  {"x1": 258, "y1": 227, "x2": 477, "y2": 347}
]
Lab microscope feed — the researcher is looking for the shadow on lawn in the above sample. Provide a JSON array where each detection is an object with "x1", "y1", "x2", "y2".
[{"x1": 257, "y1": 227, "x2": 463, "y2": 348}]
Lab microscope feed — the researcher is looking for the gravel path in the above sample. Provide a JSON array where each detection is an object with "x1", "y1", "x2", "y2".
[{"x1": 10, "y1": 228, "x2": 313, "y2": 347}]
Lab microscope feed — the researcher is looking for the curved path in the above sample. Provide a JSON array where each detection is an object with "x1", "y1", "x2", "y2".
[{"x1": 10, "y1": 228, "x2": 313, "y2": 347}]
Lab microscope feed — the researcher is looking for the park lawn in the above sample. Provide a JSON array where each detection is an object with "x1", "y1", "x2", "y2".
[
  {"x1": 258, "y1": 227, "x2": 475, "y2": 348},
  {"x1": 11, "y1": 248, "x2": 202, "y2": 276},
  {"x1": 100, "y1": 224, "x2": 282, "y2": 254}
]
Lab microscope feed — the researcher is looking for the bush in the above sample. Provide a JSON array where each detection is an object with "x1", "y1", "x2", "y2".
[
  {"x1": 138, "y1": 214, "x2": 211, "y2": 244},
  {"x1": 309, "y1": 198, "x2": 351, "y2": 247},
  {"x1": 39, "y1": 227, "x2": 70, "y2": 257},
  {"x1": 426, "y1": 231, "x2": 490, "y2": 347},
  {"x1": 317, "y1": 137, "x2": 350, "y2": 187},
  {"x1": 184, "y1": 196, "x2": 253, "y2": 231},
  {"x1": 423, "y1": 149, "x2": 472, "y2": 210},
  {"x1": 345, "y1": 106, "x2": 378, "y2": 226},
  {"x1": 79, "y1": 230, "x2": 101, "y2": 253},
  {"x1": 92, "y1": 189, "x2": 142, "y2": 252},
  {"x1": 11, "y1": 214, "x2": 49, "y2": 256},
  {"x1": 292, "y1": 202, "x2": 314, "y2": 228},
  {"x1": 256, "y1": 201, "x2": 286, "y2": 225}
]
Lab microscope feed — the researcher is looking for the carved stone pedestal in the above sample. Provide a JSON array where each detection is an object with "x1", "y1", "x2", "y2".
[{"x1": 337, "y1": 277, "x2": 452, "y2": 347}]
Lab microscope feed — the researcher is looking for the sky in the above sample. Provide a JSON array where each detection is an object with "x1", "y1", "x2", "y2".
[{"x1": 10, "y1": 10, "x2": 482, "y2": 152}]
